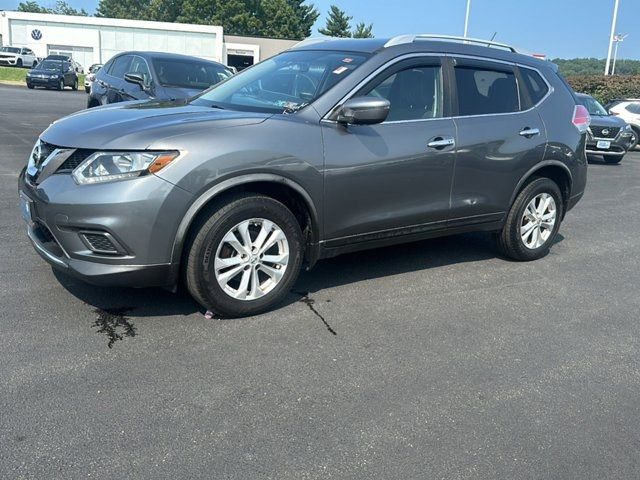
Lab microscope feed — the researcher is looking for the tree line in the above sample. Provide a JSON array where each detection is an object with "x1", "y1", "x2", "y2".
[
  {"x1": 554, "y1": 58, "x2": 640, "y2": 77},
  {"x1": 17, "y1": 1, "x2": 374, "y2": 40}
]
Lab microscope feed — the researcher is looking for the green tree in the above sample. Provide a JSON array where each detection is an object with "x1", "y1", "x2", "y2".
[
  {"x1": 18, "y1": 0, "x2": 88, "y2": 15},
  {"x1": 179, "y1": 0, "x2": 319, "y2": 39},
  {"x1": 95, "y1": 0, "x2": 152, "y2": 19},
  {"x1": 318, "y1": 5, "x2": 351, "y2": 38},
  {"x1": 352, "y1": 22, "x2": 373, "y2": 38}
]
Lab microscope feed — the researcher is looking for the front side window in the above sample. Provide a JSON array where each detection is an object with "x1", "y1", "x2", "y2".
[
  {"x1": 130, "y1": 56, "x2": 151, "y2": 83},
  {"x1": 361, "y1": 65, "x2": 442, "y2": 121},
  {"x1": 192, "y1": 50, "x2": 369, "y2": 113},
  {"x1": 455, "y1": 65, "x2": 519, "y2": 116},
  {"x1": 110, "y1": 55, "x2": 132, "y2": 79}
]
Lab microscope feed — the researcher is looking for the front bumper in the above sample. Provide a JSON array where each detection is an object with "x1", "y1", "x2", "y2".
[
  {"x1": 0, "y1": 57, "x2": 18, "y2": 65},
  {"x1": 586, "y1": 132, "x2": 636, "y2": 156},
  {"x1": 27, "y1": 76, "x2": 61, "y2": 87},
  {"x1": 19, "y1": 167, "x2": 193, "y2": 287}
]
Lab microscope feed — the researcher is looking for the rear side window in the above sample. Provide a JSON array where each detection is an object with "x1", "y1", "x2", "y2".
[
  {"x1": 520, "y1": 67, "x2": 549, "y2": 105},
  {"x1": 362, "y1": 65, "x2": 442, "y2": 121},
  {"x1": 455, "y1": 65, "x2": 519, "y2": 116},
  {"x1": 109, "y1": 55, "x2": 132, "y2": 79},
  {"x1": 625, "y1": 103, "x2": 640, "y2": 114}
]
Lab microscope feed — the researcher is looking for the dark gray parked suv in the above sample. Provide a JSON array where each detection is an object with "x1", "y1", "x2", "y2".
[{"x1": 19, "y1": 35, "x2": 589, "y2": 317}]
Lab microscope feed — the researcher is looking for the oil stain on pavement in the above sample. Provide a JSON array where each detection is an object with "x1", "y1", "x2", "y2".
[
  {"x1": 296, "y1": 292, "x2": 337, "y2": 336},
  {"x1": 92, "y1": 307, "x2": 136, "y2": 348}
]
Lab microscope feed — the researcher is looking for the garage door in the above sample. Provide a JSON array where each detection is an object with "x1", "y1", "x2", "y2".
[{"x1": 47, "y1": 45, "x2": 93, "y2": 72}]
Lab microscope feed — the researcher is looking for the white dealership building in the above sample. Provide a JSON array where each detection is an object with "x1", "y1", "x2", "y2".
[{"x1": 0, "y1": 10, "x2": 297, "y2": 70}]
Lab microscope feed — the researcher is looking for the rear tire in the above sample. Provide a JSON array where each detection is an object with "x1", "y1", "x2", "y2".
[
  {"x1": 185, "y1": 194, "x2": 304, "y2": 318},
  {"x1": 496, "y1": 177, "x2": 563, "y2": 261},
  {"x1": 85, "y1": 86, "x2": 90, "y2": 94},
  {"x1": 32, "y1": 61, "x2": 37, "y2": 68}
]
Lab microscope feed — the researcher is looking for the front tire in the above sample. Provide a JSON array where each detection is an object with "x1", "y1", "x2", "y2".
[
  {"x1": 185, "y1": 194, "x2": 304, "y2": 317},
  {"x1": 57, "y1": 79, "x2": 64, "y2": 91},
  {"x1": 16, "y1": 59, "x2": 23, "y2": 68},
  {"x1": 27, "y1": 83, "x2": 34, "y2": 89},
  {"x1": 496, "y1": 177, "x2": 563, "y2": 261},
  {"x1": 72, "y1": 78, "x2": 78, "y2": 91}
]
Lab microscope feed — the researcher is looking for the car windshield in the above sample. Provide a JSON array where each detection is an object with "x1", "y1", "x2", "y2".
[
  {"x1": 580, "y1": 96, "x2": 608, "y2": 116},
  {"x1": 0, "y1": 47, "x2": 21, "y2": 54},
  {"x1": 152, "y1": 58, "x2": 232, "y2": 90},
  {"x1": 39, "y1": 60, "x2": 62, "y2": 71},
  {"x1": 191, "y1": 50, "x2": 370, "y2": 113}
]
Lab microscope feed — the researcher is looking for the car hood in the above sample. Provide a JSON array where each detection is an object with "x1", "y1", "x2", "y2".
[
  {"x1": 30, "y1": 68, "x2": 61, "y2": 75},
  {"x1": 40, "y1": 100, "x2": 272, "y2": 150},
  {"x1": 588, "y1": 114, "x2": 627, "y2": 128}
]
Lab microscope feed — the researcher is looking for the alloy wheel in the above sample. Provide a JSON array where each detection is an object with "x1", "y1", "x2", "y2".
[
  {"x1": 520, "y1": 193, "x2": 556, "y2": 249},
  {"x1": 214, "y1": 218, "x2": 289, "y2": 301}
]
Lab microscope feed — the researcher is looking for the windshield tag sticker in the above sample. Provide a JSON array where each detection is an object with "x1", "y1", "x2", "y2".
[
  {"x1": 333, "y1": 66, "x2": 348, "y2": 75},
  {"x1": 342, "y1": 58, "x2": 354, "y2": 63}
]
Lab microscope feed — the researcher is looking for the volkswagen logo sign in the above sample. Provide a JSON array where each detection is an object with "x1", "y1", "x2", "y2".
[
  {"x1": 602, "y1": 128, "x2": 610, "y2": 136},
  {"x1": 31, "y1": 29, "x2": 42, "y2": 40}
]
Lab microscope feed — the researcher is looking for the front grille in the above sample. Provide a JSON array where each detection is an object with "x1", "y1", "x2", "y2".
[
  {"x1": 591, "y1": 126, "x2": 620, "y2": 139},
  {"x1": 57, "y1": 149, "x2": 93, "y2": 172},
  {"x1": 82, "y1": 232, "x2": 118, "y2": 253}
]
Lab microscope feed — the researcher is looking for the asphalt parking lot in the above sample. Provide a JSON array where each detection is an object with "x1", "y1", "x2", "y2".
[{"x1": 2, "y1": 83, "x2": 640, "y2": 479}]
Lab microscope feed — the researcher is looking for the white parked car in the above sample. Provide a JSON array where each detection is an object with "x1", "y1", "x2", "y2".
[
  {"x1": 84, "y1": 63, "x2": 103, "y2": 93},
  {"x1": 607, "y1": 99, "x2": 640, "y2": 150},
  {"x1": 0, "y1": 46, "x2": 38, "y2": 68}
]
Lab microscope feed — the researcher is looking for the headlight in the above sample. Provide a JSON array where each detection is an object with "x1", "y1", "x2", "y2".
[{"x1": 72, "y1": 151, "x2": 180, "y2": 184}]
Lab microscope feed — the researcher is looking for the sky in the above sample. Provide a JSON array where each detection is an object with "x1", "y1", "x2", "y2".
[{"x1": 0, "y1": 0, "x2": 638, "y2": 59}]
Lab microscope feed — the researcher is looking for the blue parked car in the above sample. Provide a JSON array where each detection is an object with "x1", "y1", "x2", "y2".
[{"x1": 87, "y1": 51, "x2": 233, "y2": 108}]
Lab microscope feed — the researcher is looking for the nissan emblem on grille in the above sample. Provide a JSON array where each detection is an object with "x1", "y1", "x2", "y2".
[{"x1": 602, "y1": 129, "x2": 610, "y2": 136}]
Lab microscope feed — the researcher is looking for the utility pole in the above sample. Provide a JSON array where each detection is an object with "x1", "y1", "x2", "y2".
[
  {"x1": 604, "y1": 0, "x2": 620, "y2": 75},
  {"x1": 464, "y1": 0, "x2": 471, "y2": 38},
  {"x1": 611, "y1": 34, "x2": 628, "y2": 75}
]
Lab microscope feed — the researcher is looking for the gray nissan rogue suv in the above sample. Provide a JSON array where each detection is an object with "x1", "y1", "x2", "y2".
[{"x1": 19, "y1": 35, "x2": 589, "y2": 317}]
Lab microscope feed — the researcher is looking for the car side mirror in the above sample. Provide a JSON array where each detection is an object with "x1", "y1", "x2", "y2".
[
  {"x1": 337, "y1": 96, "x2": 390, "y2": 125},
  {"x1": 124, "y1": 72, "x2": 147, "y2": 90}
]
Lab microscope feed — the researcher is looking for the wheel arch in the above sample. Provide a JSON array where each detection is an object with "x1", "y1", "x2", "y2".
[
  {"x1": 510, "y1": 161, "x2": 573, "y2": 214},
  {"x1": 171, "y1": 174, "x2": 321, "y2": 269}
]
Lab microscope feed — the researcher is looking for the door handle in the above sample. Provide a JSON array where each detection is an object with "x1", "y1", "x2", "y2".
[
  {"x1": 519, "y1": 127, "x2": 540, "y2": 138},
  {"x1": 427, "y1": 136, "x2": 455, "y2": 150}
]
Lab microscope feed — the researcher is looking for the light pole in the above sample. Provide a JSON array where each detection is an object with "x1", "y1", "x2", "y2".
[
  {"x1": 604, "y1": 0, "x2": 620, "y2": 75},
  {"x1": 611, "y1": 33, "x2": 628, "y2": 75},
  {"x1": 463, "y1": 0, "x2": 471, "y2": 38}
]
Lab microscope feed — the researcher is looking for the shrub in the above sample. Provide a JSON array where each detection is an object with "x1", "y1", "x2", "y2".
[{"x1": 565, "y1": 75, "x2": 640, "y2": 105}]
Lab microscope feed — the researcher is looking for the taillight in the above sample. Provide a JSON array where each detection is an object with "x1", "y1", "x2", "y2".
[{"x1": 572, "y1": 104, "x2": 591, "y2": 133}]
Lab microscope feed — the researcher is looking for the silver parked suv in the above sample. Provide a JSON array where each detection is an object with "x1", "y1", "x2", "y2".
[{"x1": 19, "y1": 35, "x2": 590, "y2": 317}]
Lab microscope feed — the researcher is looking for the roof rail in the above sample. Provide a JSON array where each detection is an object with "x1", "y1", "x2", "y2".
[{"x1": 384, "y1": 34, "x2": 518, "y2": 52}]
